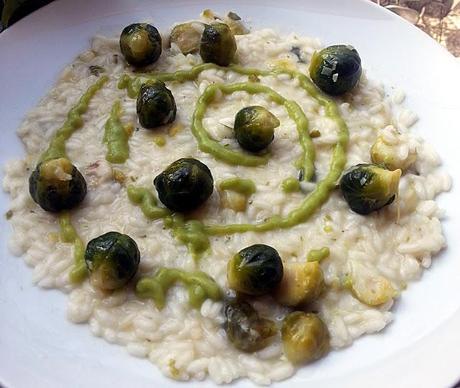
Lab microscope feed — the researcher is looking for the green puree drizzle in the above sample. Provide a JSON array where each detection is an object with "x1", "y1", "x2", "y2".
[
  {"x1": 282, "y1": 177, "x2": 301, "y2": 193},
  {"x1": 118, "y1": 63, "x2": 217, "y2": 98},
  {"x1": 41, "y1": 76, "x2": 108, "y2": 162},
  {"x1": 119, "y1": 65, "x2": 316, "y2": 180},
  {"x1": 194, "y1": 83, "x2": 315, "y2": 175},
  {"x1": 136, "y1": 267, "x2": 222, "y2": 310},
  {"x1": 59, "y1": 212, "x2": 87, "y2": 282},
  {"x1": 219, "y1": 177, "x2": 256, "y2": 195},
  {"x1": 163, "y1": 216, "x2": 210, "y2": 260},
  {"x1": 127, "y1": 185, "x2": 170, "y2": 219},
  {"x1": 307, "y1": 247, "x2": 330, "y2": 262},
  {"x1": 127, "y1": 186, "x2": 208, "y2": 259},
  {"x1": 103, "y1": 100, "x2": 131, "y2": 163}
]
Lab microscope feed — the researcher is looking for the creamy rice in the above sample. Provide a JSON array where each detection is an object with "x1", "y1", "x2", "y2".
[{"x1": 2, "y1": 18, "x2": 451, "y2": 385}]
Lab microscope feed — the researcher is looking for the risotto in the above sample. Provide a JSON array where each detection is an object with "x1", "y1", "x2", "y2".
[{"x1": 2, "y1": 10, "x2": 451, "y2": 385}]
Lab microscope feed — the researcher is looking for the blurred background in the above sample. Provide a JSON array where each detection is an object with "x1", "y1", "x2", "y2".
[
  {"x1": 371, "y1": 0, "x2": 460, "y2": 56},
  {"x1": 1, "y1": 0, "x2": 459, "y2": 57}
]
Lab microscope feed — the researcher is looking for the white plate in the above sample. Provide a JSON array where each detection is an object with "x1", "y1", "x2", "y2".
[{"x1": 0, "y1": 0, "x2": 459, "y2": 387}]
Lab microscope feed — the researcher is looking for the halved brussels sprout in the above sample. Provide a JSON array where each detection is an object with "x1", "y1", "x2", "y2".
[
  {"x1": 234, "y1": 106, "x2": 280, "y2": 152},
  {"x1": 29, "y1": 158, "x2": 87, "y2": 212},
  {"x1": 220, "y1": 190, "x2": 247, "y2": 212},
  {"x1": 201, "y1": 9, "x2": 249, "y2": 35},
  {"x1": 154, "y1": 158, "x2": 214, "y2": 212},
  {"x1": 281, "y1": 312, "x2": 330, "y2": 364},
  {"x1": 200, "y1": 23, "x2": 237, "y2": 66},
  {"x1": 346, "y1": 262, "x2": 395, "y2": 306},
  {"x1": 275, "y1": 261, "x2": 325, "y2": 307},
  {"x1": 340, "y1": 164, "x2": 401, "y2": 215},
  {"x1": 219, "y1": 177, "x2": 256, "y2": 212},
  {"x1": 120, "y1": 23, "x2": 162, "y2": 67},
  {"x1": 170, "y1": 22, "x2": 204, "y2": 55},
  {"x1": 309, "y1": 45, "x2": 362, "y2": 95},
  {"x1": 224, "y1": 300, "x2": 277, "y2": 352},
  {"x1": 85, "y1": 231, "x2": 140, "y2": 290},
  {"x1": 349, "y1": 275, "x2": 395, "y2": 306},
  {"x1": 227, "y1": 244, "x2": 283, "y2": 295},
  {"x1": 370, "y1": 135, "x2": 416, "y2": 171},
  {"x1": 225, "y1": 12, "x2": 249, "y2": 35},
  {"x1": 136, "y1": 81, "x2": 177, "y2": 129}
]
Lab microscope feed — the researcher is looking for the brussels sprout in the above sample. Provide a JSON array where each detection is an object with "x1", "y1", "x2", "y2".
[
  {"x1": 281, "y1": 312, "x2": 330, "y2": 364},
  {"x1": 370, "y1": 135, "x2": 416, "y2": 171},
  {"x1": 136, "y1": 81, "x2": 177, "y2": 129},
  {"x1": 154, "y1": 158, "x2": 214, "y2": 212},
  {"x1": 200, "y1": 9, "x2": 248, "y2": 35},
  {"x1": 227, "y1": 244, "x2": 283, "y2": 295},
  {"x1": 200, "y1": 23, "x2": 237, "y2": 66},
  {"x1": 309, "y1": 45, "x2": 362, "y2": 95},
  {"x1": 346, "y1": 262, "x2": 395, "y2": 306},
  {"x1": 234, "y1": 106, "x2": 280, "y2": 152},
  {"x1": 340, "y1": 164, "x2": 401, "y2": 215},
  {"x1": 85, "y1": 231, "x2": 140, "y2": 290},
  {"x1": 349, "y1": 274, "x2": 395, "y2": 306},
  {"x1": 119, "y1": 23, "x2": 162, "y2": 67},
  {"x1": 275, "y1": 261, "x2": 325, "y2": 307},
  {"x1": 224, "y1": 300, "x2": 277, "y2": 352},
  {"x1": 29, "y1": 158, "x2": 87, "y2": 212},
  {"x1": 170, "y1": 22, "x2": 204, "y2": 55},
  {"x1": 226, "y1": 11, "x2": 241, "y2": 20},
  {"x1": 224, "y1": 12, "x2": 249, "y2": 35}
]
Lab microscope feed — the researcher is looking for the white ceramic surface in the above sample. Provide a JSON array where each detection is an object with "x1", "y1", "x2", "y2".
[{"x1": 0, "y1": 1, "x2": 459, "y2": 387}]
